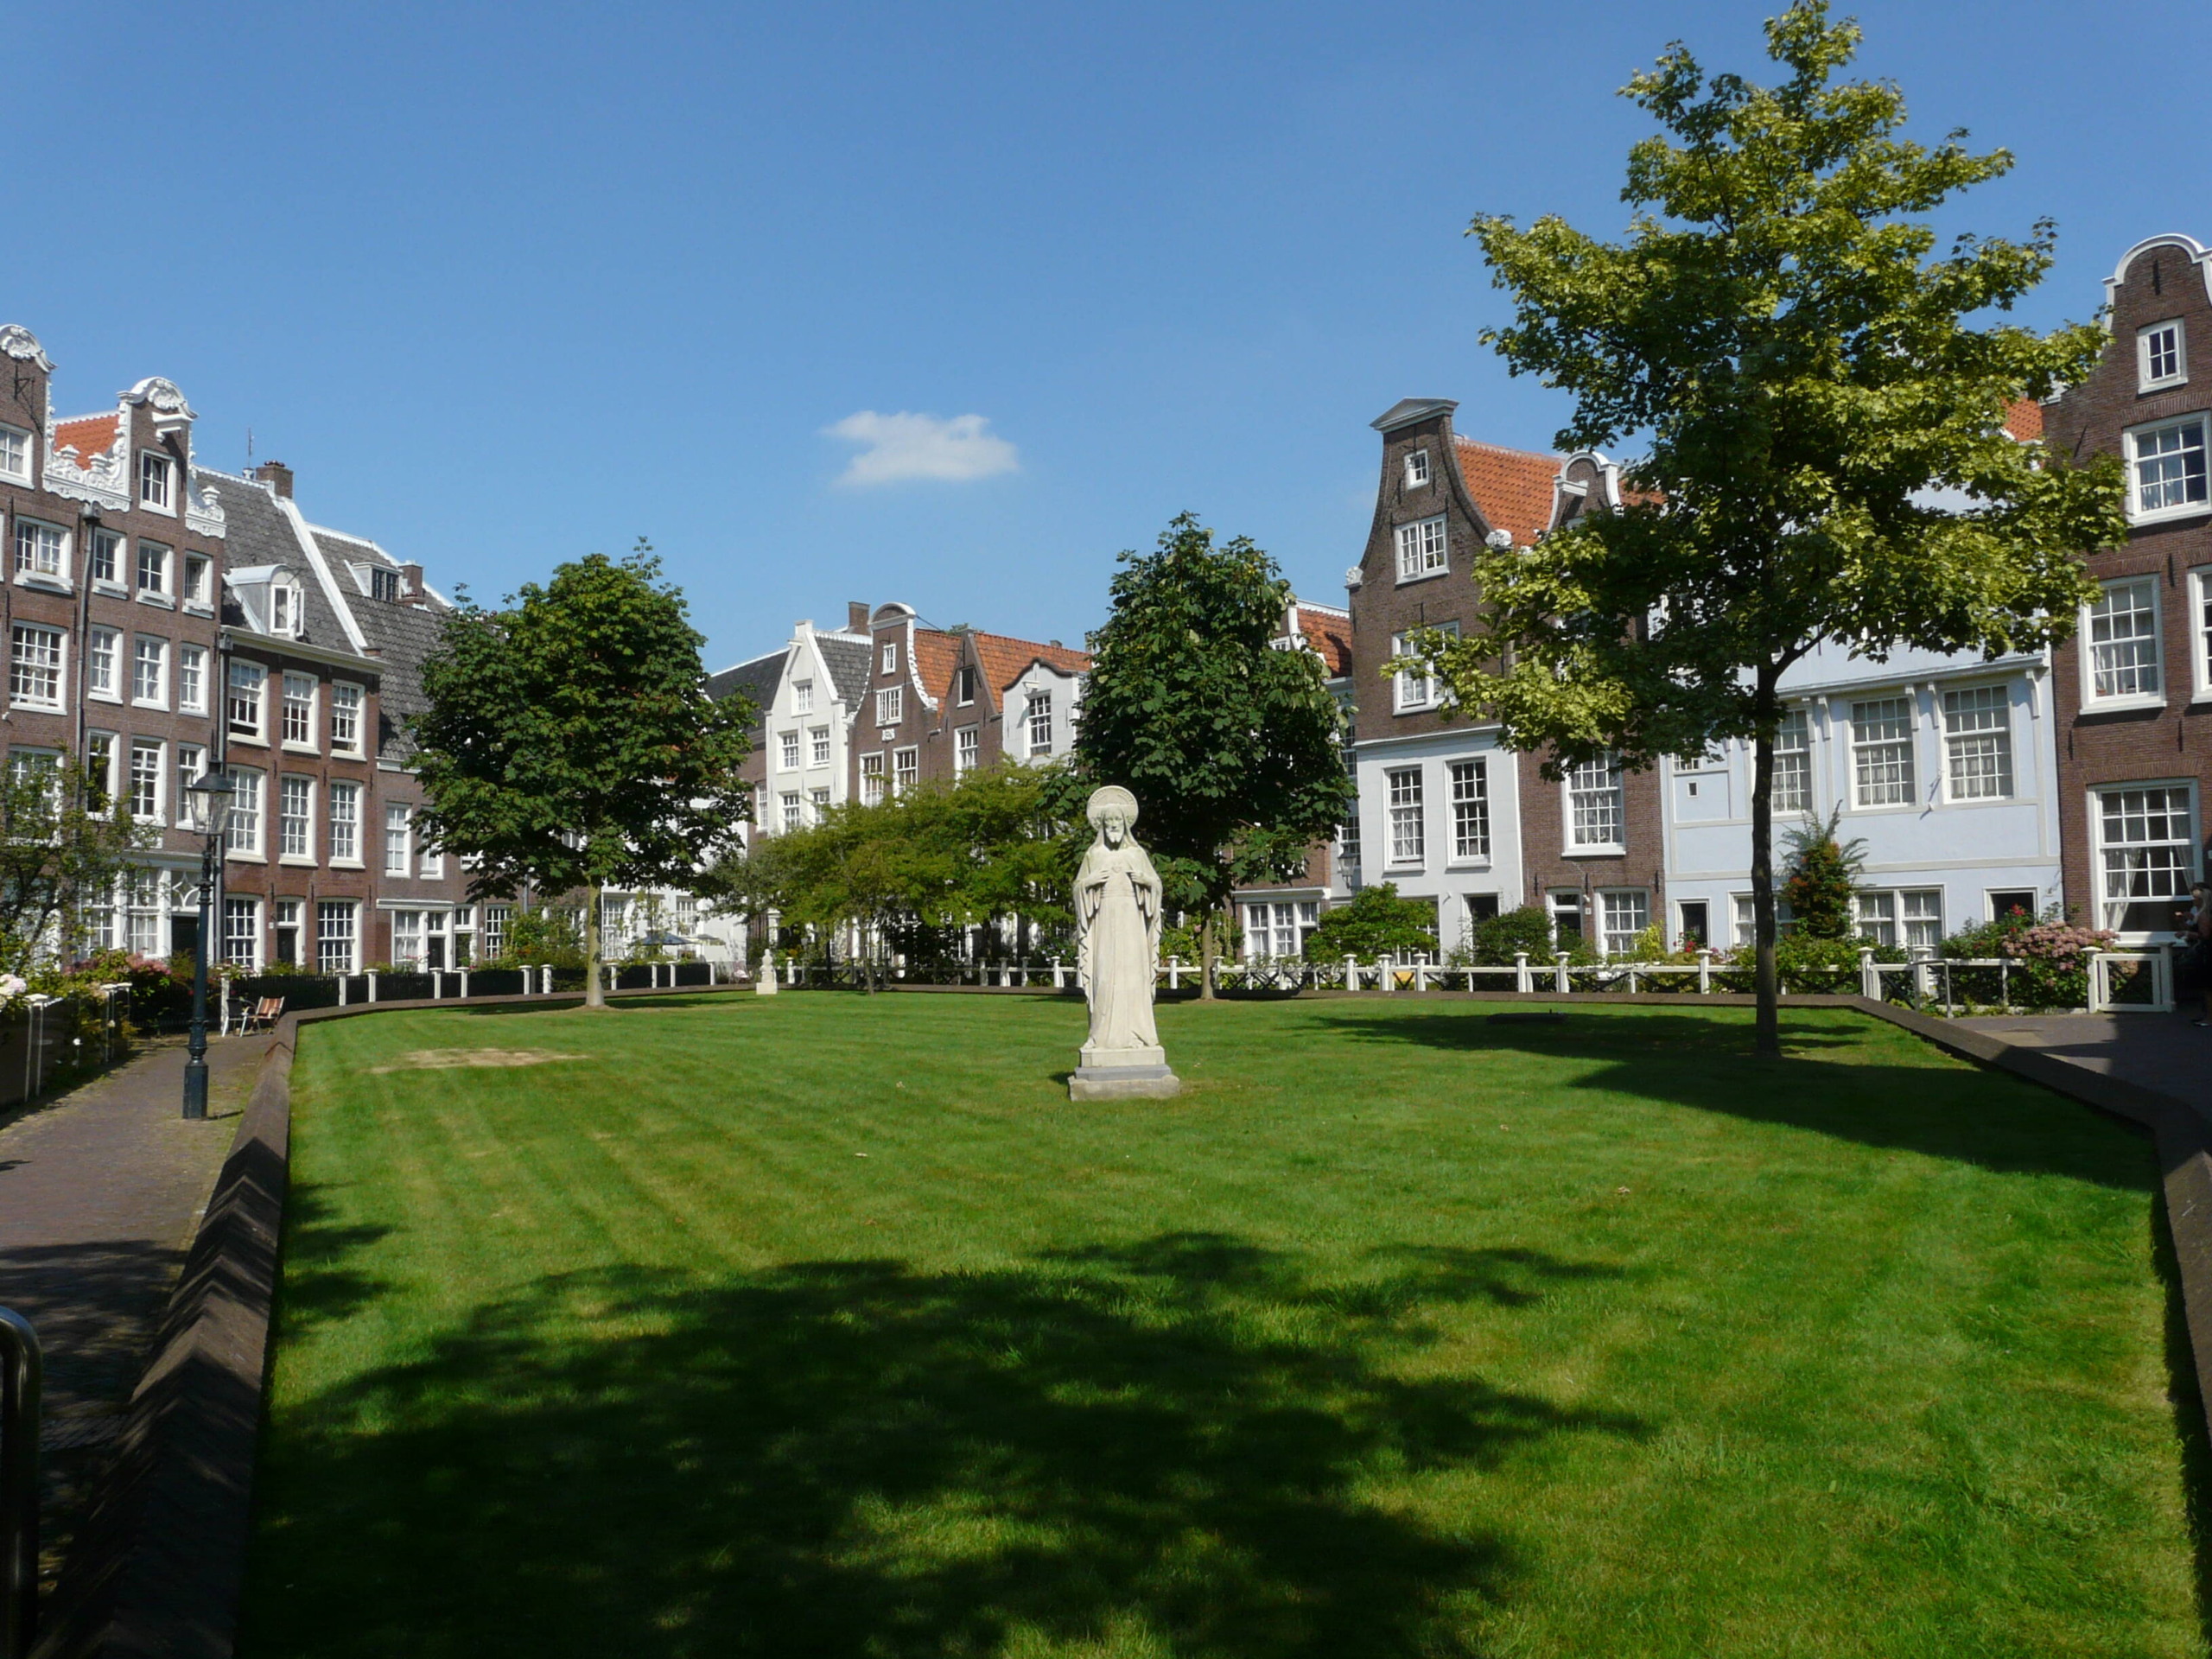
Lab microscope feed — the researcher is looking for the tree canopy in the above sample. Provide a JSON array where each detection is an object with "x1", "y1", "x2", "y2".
[
  {"x1": 412, "y1": 543, "x2": 753, "y2": 1006},
  {"x1": 1072, "y1": 513, "x2": 1352, "y2": 995},
  {"x1": 1417, "y1": 1, "x2": 2126, "y2": 1055},
  {"x1": 0, "y1": 751, "x2": 152, "y2": 975}
]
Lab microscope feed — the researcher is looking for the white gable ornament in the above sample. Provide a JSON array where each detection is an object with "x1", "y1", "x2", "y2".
[{"x1": 1068, "y1": 785, "x2": 1180, "y2": 1101}]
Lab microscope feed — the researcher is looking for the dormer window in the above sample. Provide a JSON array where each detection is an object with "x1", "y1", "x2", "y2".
[
  {"x1": 137, "y1": 451, "x2": 174, "y2": 512},
  {"x1": 881, "y1": 642, "x2": 899, "y2": 674},
  {"x1": 270, "y1": 581, "x2": 304, "y2": 637},
  {"x1": 1405, "y1": 448, "x2": 1431, "y2": 488},
  {"x1": 371, "y1": 567, "x2": 402, "y2": 603},
  {"x1": 2140, "y1": 321, "x2": 2187, "y2": 391}
]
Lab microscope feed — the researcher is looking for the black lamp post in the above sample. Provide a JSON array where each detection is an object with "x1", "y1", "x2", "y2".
[{"x1": 181, "y1": 770, "x2": 234, "y2": 1122}]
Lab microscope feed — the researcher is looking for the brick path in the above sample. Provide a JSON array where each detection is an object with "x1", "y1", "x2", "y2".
[
  {"x1": 1955, "y1": 1009, "x2": 2212, "y2": 1121},
  {"x1": 0, "y1": 1034, "x2": 268, "y2": 1597}
]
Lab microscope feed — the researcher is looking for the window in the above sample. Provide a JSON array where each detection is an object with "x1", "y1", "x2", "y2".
[
  {"x1": 1987, "y1": 889, "x2": 2038, "y2": 925},
  {"x1": 893, "y1": 747, "x2": 918, "y2": 797},
  {"x1": 876, "y1": 686, "x2": 903, "y2": 726},
  {"x1": 385, "y1": 802, "x2": 412, "y2": 875},
  {"x1": 419, "y1": 836, "x2": 443, "y2": 880},
  {"x1": 128, "y1": 740, "x2": 162, "y2": 822},
  {"x1": 779, "y1": 791, "x2": 802, "y2": 830},
  {"x1": 1850, "y1": 696, "x2": 1916, "y2": 807},
  {"x1": 1448, "y1": 759, "x2": 1489, "y2": 860},
  {"x1": 330, "y1": 682, "x2": 363, "y2": 753},
  {"x1": 861, "y1": 753, "x2": 885, "y2": 806},
  {"x1": 83, "y1": 734, "x2": 116, "y2": 809},
  {"x1": 136, "y1": 542, "x2": 168, "y2": 596},
  {"x1": 14, "y1": 518, "x2": 63, "y2": 581},
  {"x1": 1942, "y1": 685, "x2": 2012, "y2": 800},
  {"x1": 1599, "y1": 890, "x2": 1649, "y2": 957},
  {"x1": 0, "y1": 424, "x2": 26, "y2": 481},
  {"x1": 1337, "y1": 803, "x2": 1360, "y2": 878},
  {"x1": 371, "y1": 566, "x2": 402, "y2": 603},
  {"x1": 2088, "y1": 577, "x2": 2163, "y2": 702},
  {"x1": 1395, "y1": 515, "x2": 1447, "y2": 581},
  {"x1": 1390, "y1": 629, "x2": 1448, "y2": 713},
  {"x1": 2140, "y1": 320, "x2": 2186, "y2": 391},
  {"x1": 810, "y1": 727, "x2": 830, "y2": 767},
  {"x1": 328, "y1": 780, "x2": 360, "y2": 862},
  {"x1": 1386, "y1": 766, "x2": 1424, "y2": 864},
  {"x1": 2130, "y1": 416, "x2": 2209, "y2": 519},
  {"x1": 793, "y1": 680, "x2": 814, "y2": 715},
  {"x1": 280, "y1": 776, "x2": 313, "y2": 859},
  {"x1": 882, "y1": 642, "x2": 899, "y2": 674},
  {"x1": 810, "y1": 787, "x2": 830, "y2": 820},
  {"x1": 9, "y1": 624, "x2": 63, "y2": 709},
  {"x1": 1548, "y1": 891, "x2": 1584, "y2": 949},
  {"x1": 182, "y1": 554, "x2": 211, "y2": 607},
  {"x1": 2097, "y1": 785, "x2": 2196, "y2": 934},
  {"x1": 1773, "y1": 710, "x2": 1810, "y2": 813},
  {"x1": 125, "y1": 869, "x2": 163, "y2": 958},
  {"x1": 222, "y1": 897, "x2": 259, "y2": 969},
  {"x1": 1243, "y1": 900, "x2": 1319, "y2": 960},
  {"x1": 1677, "y1": 899, "x2": 1709, "y2": 950},
  {"x1": 226, "y1": 769, "x2": 264, "y2": 855},
  {"x1": 268, "y1": 581, "x2": 300, "y2": 635},
  {"x1": 271, "y1": 899, "x2": 302, "y2": 968},
  {"x1": 1732, "y1": 894, "x2": 1796, "y2": 945},
  {"x1": 175, "y1": 645, "x2": 206, "y2": 715},
  {"x1": 1405, "y1": 448, "x2": 1431, "y2": 488},
  {"x1": 955, "y1": 726, "x2": 979, "y2": 776},
  {"x1": 1855, "y1": 889, "x2": 1943, "y2": 952},
  {"x1": 317, "y1": 902, "x2": 359, "y2": 975},
  {"x1": 86, "y1": 628, "x2": 120, "y2": 700},
  {"x1": 956, "y1": 665, "x2": 977, "y2": 705},
  {"x1": 391, "y1": 908, "x2": 423, "y2": 969},
  {"x1": 779, "y1": 731, "x2": 799, "y2": 770},
  {"x1": 175, "y1": 745, "x2": 205, "y2": 823},
  {"x1": 1027, "y1": 690, "x2": 1052, "y2": 755},
  {"x1": 227, "y1": 661, "x2": 267, "y2": 739},
  {"x1": 1567, "y1": 753, "x2": 1624, "y2": 849},
  {"x1": 480, "y1": 904, "x2": 512, "y2": 962},
  {"x1": 138, "y1": 450, "x2": 174, "y2": 512},
  {"x1": 90, "y1": 530, "x2": 121, "y2": 587},
  {"x1": 132, "y1": 637, "x2": 167, "y2": 707}
]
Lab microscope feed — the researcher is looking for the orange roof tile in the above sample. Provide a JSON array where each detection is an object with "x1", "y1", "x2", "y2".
[
  {"x1": 1453, "y1": 436, "x2": 1560, "y2": 548},
  {"x1": 53, "y1": 412, "x2": 117, "y2": 462},
  {"x1": 2002, "y1": 398, "x2": 2044, "y2": 442},
  {"x1": 973, "y1": 630, "x2": 1090, "y2": 697},
  {"x1": 1294, "y1": 606, "x2": 1351, "y2": 676},
  {"x1": 912, "y1": 629, "x2": 963, "y2": 702}
]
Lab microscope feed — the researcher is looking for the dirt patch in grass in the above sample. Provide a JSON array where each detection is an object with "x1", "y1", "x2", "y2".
[{"x1": 369, "y1": 1048, "x2": 588, "y2": 1074}]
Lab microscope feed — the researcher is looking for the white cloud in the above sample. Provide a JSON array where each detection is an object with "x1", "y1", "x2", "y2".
[{"x1": 824, "y1": 410, "x2": 1020, "y2": 487}]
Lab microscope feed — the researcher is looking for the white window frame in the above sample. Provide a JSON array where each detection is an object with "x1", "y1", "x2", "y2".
[
  {"x1": 810, "y1": 727, "x2": 830, "y2": 768},
  {"x1": 279, "y1": 775, "x2": 315, "y2": 862},
  {"x1": 131, "y1": 635, "x2": 168, "y2": 709},
  {"x1": 1940, "y1": 684, "x2": 2014, "y2": 803},
  {"x1": 1598, "y1": 888, "x2": 1650, "y2": 957},
  {"x1": 86, "y1": 626, "x2": 121, "y2": 702},
  {"x1": 221, "y1": 896, "x2": 261, "y2": 969},
  {"x1": 793, "y1": 680, "x2": 814, "y2": 715},
  {"x1": 893, "y1": 747, "x2": 918, "y2": 797},
  {"x1": 328, "y1": 780, "x2": 362, "y2": 864},
  {"x1": 1390, "y1": 627, "x2": 1452, "y2": 714},
  {"x1": 384, "y1": 802, "x2": 413, "y2": 876},
  {"x1": 89, "y1": 530, "x2": 122, "y2": 588},
  {"x1": 269, "y1": 580, "x2": 302, "y2": 636},
  {"x1": 330, "y1": 681, "x2": 364, "y2": 753},
  {"x1": 14, "y1": 518, "x2": 66, "y2": 584},
  {"x1": 779, "y1": 791, "x2": 802, "y2": 831},
  {"x1": 954, "y1": 725, "x2": 979, "y2": 777},
  {"x1": 1447, "y1": 758, "x2": 1489, "y2": 863},
  {"x1": 174, "y1": 745, "x2": 205, "y2": 827},
  {"x1": 1404, "y1": 448, "x2": 1431, "y2": 488},
  {"x1": 2092, "y1": 781, "x2": 2198, "y2": 940},
  {"x1": 127, "y1": 738, "x2": 163, "y2": 823},
  {"x1": 178, "y1": 645, "x2": 208, "y2": 715},
  {"x1": 1385, "y1": 766, "x2": 1425, "y2": 866},
  {"x1": 8, "y1": 623, "x2": 65, "y2": 710},
  {"x1": 317, "y1": 900, "x2": 359, "y2": 975},
  {"x1": 84, "y1": 733, "x2": 118, "y2": 811},
  {"x1": 277, "y1": 673, "x2": 316, "y2": 749},
  {"x1": 861, "y1": 753, "x2": 885, "y2": 806},
  {"x1": 136, "y1": 541, "x2": 169, "y2": 598},
  {"x1": 226, "y1": 769, "x2": 265, "y2": 858},
  {"x1": 1395, "y1": 515, "x2": 1448, "y2": 582},
  {"x1": 876, "y1": 686, "x2": 903, "y2": 727},
  {"x1": 182, "y1": 553, "x2": 213, "y2": 609},
  {"x1": 1772, "y1": 709, "x2": 1810, "y2": 814},
  {"x1": 1563, "y1": 753, "x2": 1625, "y2": 854},
  {"x1": 1026, "y1": 690, "x2": 1052, "y2": 756},
  {"x1": 881, "y1": 642, "x2": 899, "y2": 673},
  {"x1": 2126, "y1": 414, "x2": 2210, "y2": 524},
  {"x1": 228, "y1": 661, "x2": 268, "y2": 741},
  {"x1": 2082, "y1": 575, "x2": 2165, "y2": 710},
  {"x1": 137, "y1": 450, "x2": 175, "y2": 513},
  {"x1": 1848, "y1": 695, "x2": 1918, "y2": 809},
  {"x1": 0, "y1": 423, "x2": 28, "y2": 482},
  {"x1": 2139, "y1": 320, "x2": 2187, "y2": 392},
  {"x1": 956, "y1": 665, "x2": 977, "y2": 706}
]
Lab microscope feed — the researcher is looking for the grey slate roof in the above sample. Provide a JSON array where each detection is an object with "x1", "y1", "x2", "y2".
[
  {"x1": 709, "y1": 649, "x2": 786, "y2": 736},
  {"x1": 816, "y1": 632, "x2": 872, "y2": 709},
  {"x1": 200, "y1": 472, "x2": 362, "y2": 657},
  {"x1": 309, "y1": 526, "x2": 452, "y2": 762}
]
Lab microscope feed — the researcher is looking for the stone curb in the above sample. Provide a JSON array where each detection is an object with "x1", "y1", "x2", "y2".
[
  {"x1": 29, "y1": 984, "x2": 2212, "y2": 1656},
  {"x1": 31, "y1": 985, "x2": 738, "y2": 1659}
]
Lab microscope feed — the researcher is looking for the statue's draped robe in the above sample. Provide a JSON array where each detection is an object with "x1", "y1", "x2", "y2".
[{"x1": 1076, "y1": 842, "x2": 1161, "y2": 1056}]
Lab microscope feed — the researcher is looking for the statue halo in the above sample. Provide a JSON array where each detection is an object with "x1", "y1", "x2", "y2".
[{"x1": 1085, "y1": 785, "x2": 1139, "y2": 829}]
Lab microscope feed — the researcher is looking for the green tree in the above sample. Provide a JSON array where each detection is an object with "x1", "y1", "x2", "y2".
[
  {"x1": 1418, "y1": 3, "x2": 2126, "y2": 1056},
  {"x1": 1073, "y1": 514, "x2": 1353, "y2": 998},
  {"x1": 412, "y1": 544, "x2": 753, "y2": 1008},
  {"x1": 1302, "y1": 884, "x2": 1438, "y2": 966},
  {"x1": 0, "y1": 752, "x2": 154, "y2": 974},
  {"x1": 1780, "y1": 807, "x2": 1867, "y2": 939}
]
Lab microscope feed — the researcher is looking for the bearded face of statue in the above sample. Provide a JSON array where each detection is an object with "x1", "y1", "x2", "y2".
[{"x1": 1101, "y1": 810, "x2": 1128, "y2": 848}]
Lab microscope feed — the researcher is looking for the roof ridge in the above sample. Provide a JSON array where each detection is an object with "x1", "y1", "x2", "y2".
[{"x1": 1453, "y1": 435, "x2": 1561, "y2": 465}]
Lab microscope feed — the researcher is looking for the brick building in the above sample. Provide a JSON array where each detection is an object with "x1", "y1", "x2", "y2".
[{"x1": 2044, "y1": 233, "x2": 2212, "y2": 941}]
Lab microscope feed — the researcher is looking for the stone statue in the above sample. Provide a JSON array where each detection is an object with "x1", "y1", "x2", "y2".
[{"x1": 1069, "y1": 786, "x2": 1180, "y2": 1100}]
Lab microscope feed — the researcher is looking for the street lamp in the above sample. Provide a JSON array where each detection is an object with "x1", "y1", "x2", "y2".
[{"x1": 181, "y1": 770, "x2": 234, "y2": 1121}]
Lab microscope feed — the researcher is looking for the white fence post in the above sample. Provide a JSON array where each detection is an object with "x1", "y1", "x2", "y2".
[
  {"x1": 1697, "y1": 950, "x2": 1713, "y2": 994},
  {"x1": 1859, "y1": 947, "x2": 1876, "y2": 1000},
  {"x1": 338, "y1": 975, "x2": 348, "y2": 1007},
  {"x1": 1052, "y1": 957, "x2": 1065, "y2": 989},
  {"x1": 460, "y1": 969, "x2": 470, "y2": 999},
  {"x1": 1554, "y1": 953, "x2": 1570, "y2": 995},
  {"x1": 365, "y1": 970, "x2": 378, "y2": 1004},
  {"x1": 1168, "y1": 957, "x2": 1181, "y2": 990}
]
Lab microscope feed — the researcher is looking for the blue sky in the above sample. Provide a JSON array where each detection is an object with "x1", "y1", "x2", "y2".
[{"x1": 14, "y1": 1, "x2": 2203, "y2": 667}]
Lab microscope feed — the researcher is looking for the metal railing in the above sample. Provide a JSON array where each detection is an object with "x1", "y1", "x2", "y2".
[{"x1": 0, "y1": 1306, "x2": 40, "y2": 1659}]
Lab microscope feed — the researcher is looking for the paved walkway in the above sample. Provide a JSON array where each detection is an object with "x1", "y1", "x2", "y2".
[
  {"x1": 0, "y1": 1033, "x2": 268, "y2": 1598},
  {"x1": 1955, "y1": 1010, "x2": 2212, "y2": 1121}
]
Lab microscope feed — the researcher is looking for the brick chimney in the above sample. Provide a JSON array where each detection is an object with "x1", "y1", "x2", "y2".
[
  {"x1": 848, "y1": 601, "x2": 869, "y2": 632},
  {"x1": 253, "y1": 460, "x2": 294, "y2": 499},
  {"x1": 399, "y1": 562, "x2": 425, "y2": 601}
]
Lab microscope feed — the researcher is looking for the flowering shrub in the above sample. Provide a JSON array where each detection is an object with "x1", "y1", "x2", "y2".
[{"x1": 1996, "y1": 920, "x2": 2117, "y2": 1008}]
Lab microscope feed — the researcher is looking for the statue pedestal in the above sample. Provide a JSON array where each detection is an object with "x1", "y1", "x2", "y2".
[{"x1": 1071, "y1": 1043, "x2": 1181, "y2": 1101}]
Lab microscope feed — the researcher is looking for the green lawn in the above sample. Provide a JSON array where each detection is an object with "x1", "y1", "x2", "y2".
[{"x1": 242, "y1": 993, "x2": 2208, "y2": 1658}]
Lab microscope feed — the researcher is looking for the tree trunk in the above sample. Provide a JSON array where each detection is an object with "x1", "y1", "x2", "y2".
[
  {"x1": 583, "y1": 880, "x2": 607, "y2": 1010},
  {"x1": 1199, "y1": 906, "x2": 1220, "y2": 1001},
  {"x1": 1750, "y1": 670, "x2": 1780, "y2": 1060}
]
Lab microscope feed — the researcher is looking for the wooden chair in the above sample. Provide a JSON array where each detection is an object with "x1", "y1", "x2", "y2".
[{"x1": 238, "y1": 995, "x2": 285, "y2": 1034}]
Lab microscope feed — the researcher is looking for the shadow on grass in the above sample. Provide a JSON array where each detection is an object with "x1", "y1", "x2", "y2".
[
  {"x1": 242, "y1": 1229, "x2": 1637, "y2": 1658},
  {"x1": 434, "y1": 993, "x2": 745, "y2": 1020},
  {"x1": 1311, "y1": 1008, "x2": 2161, "y2": 1191}
]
